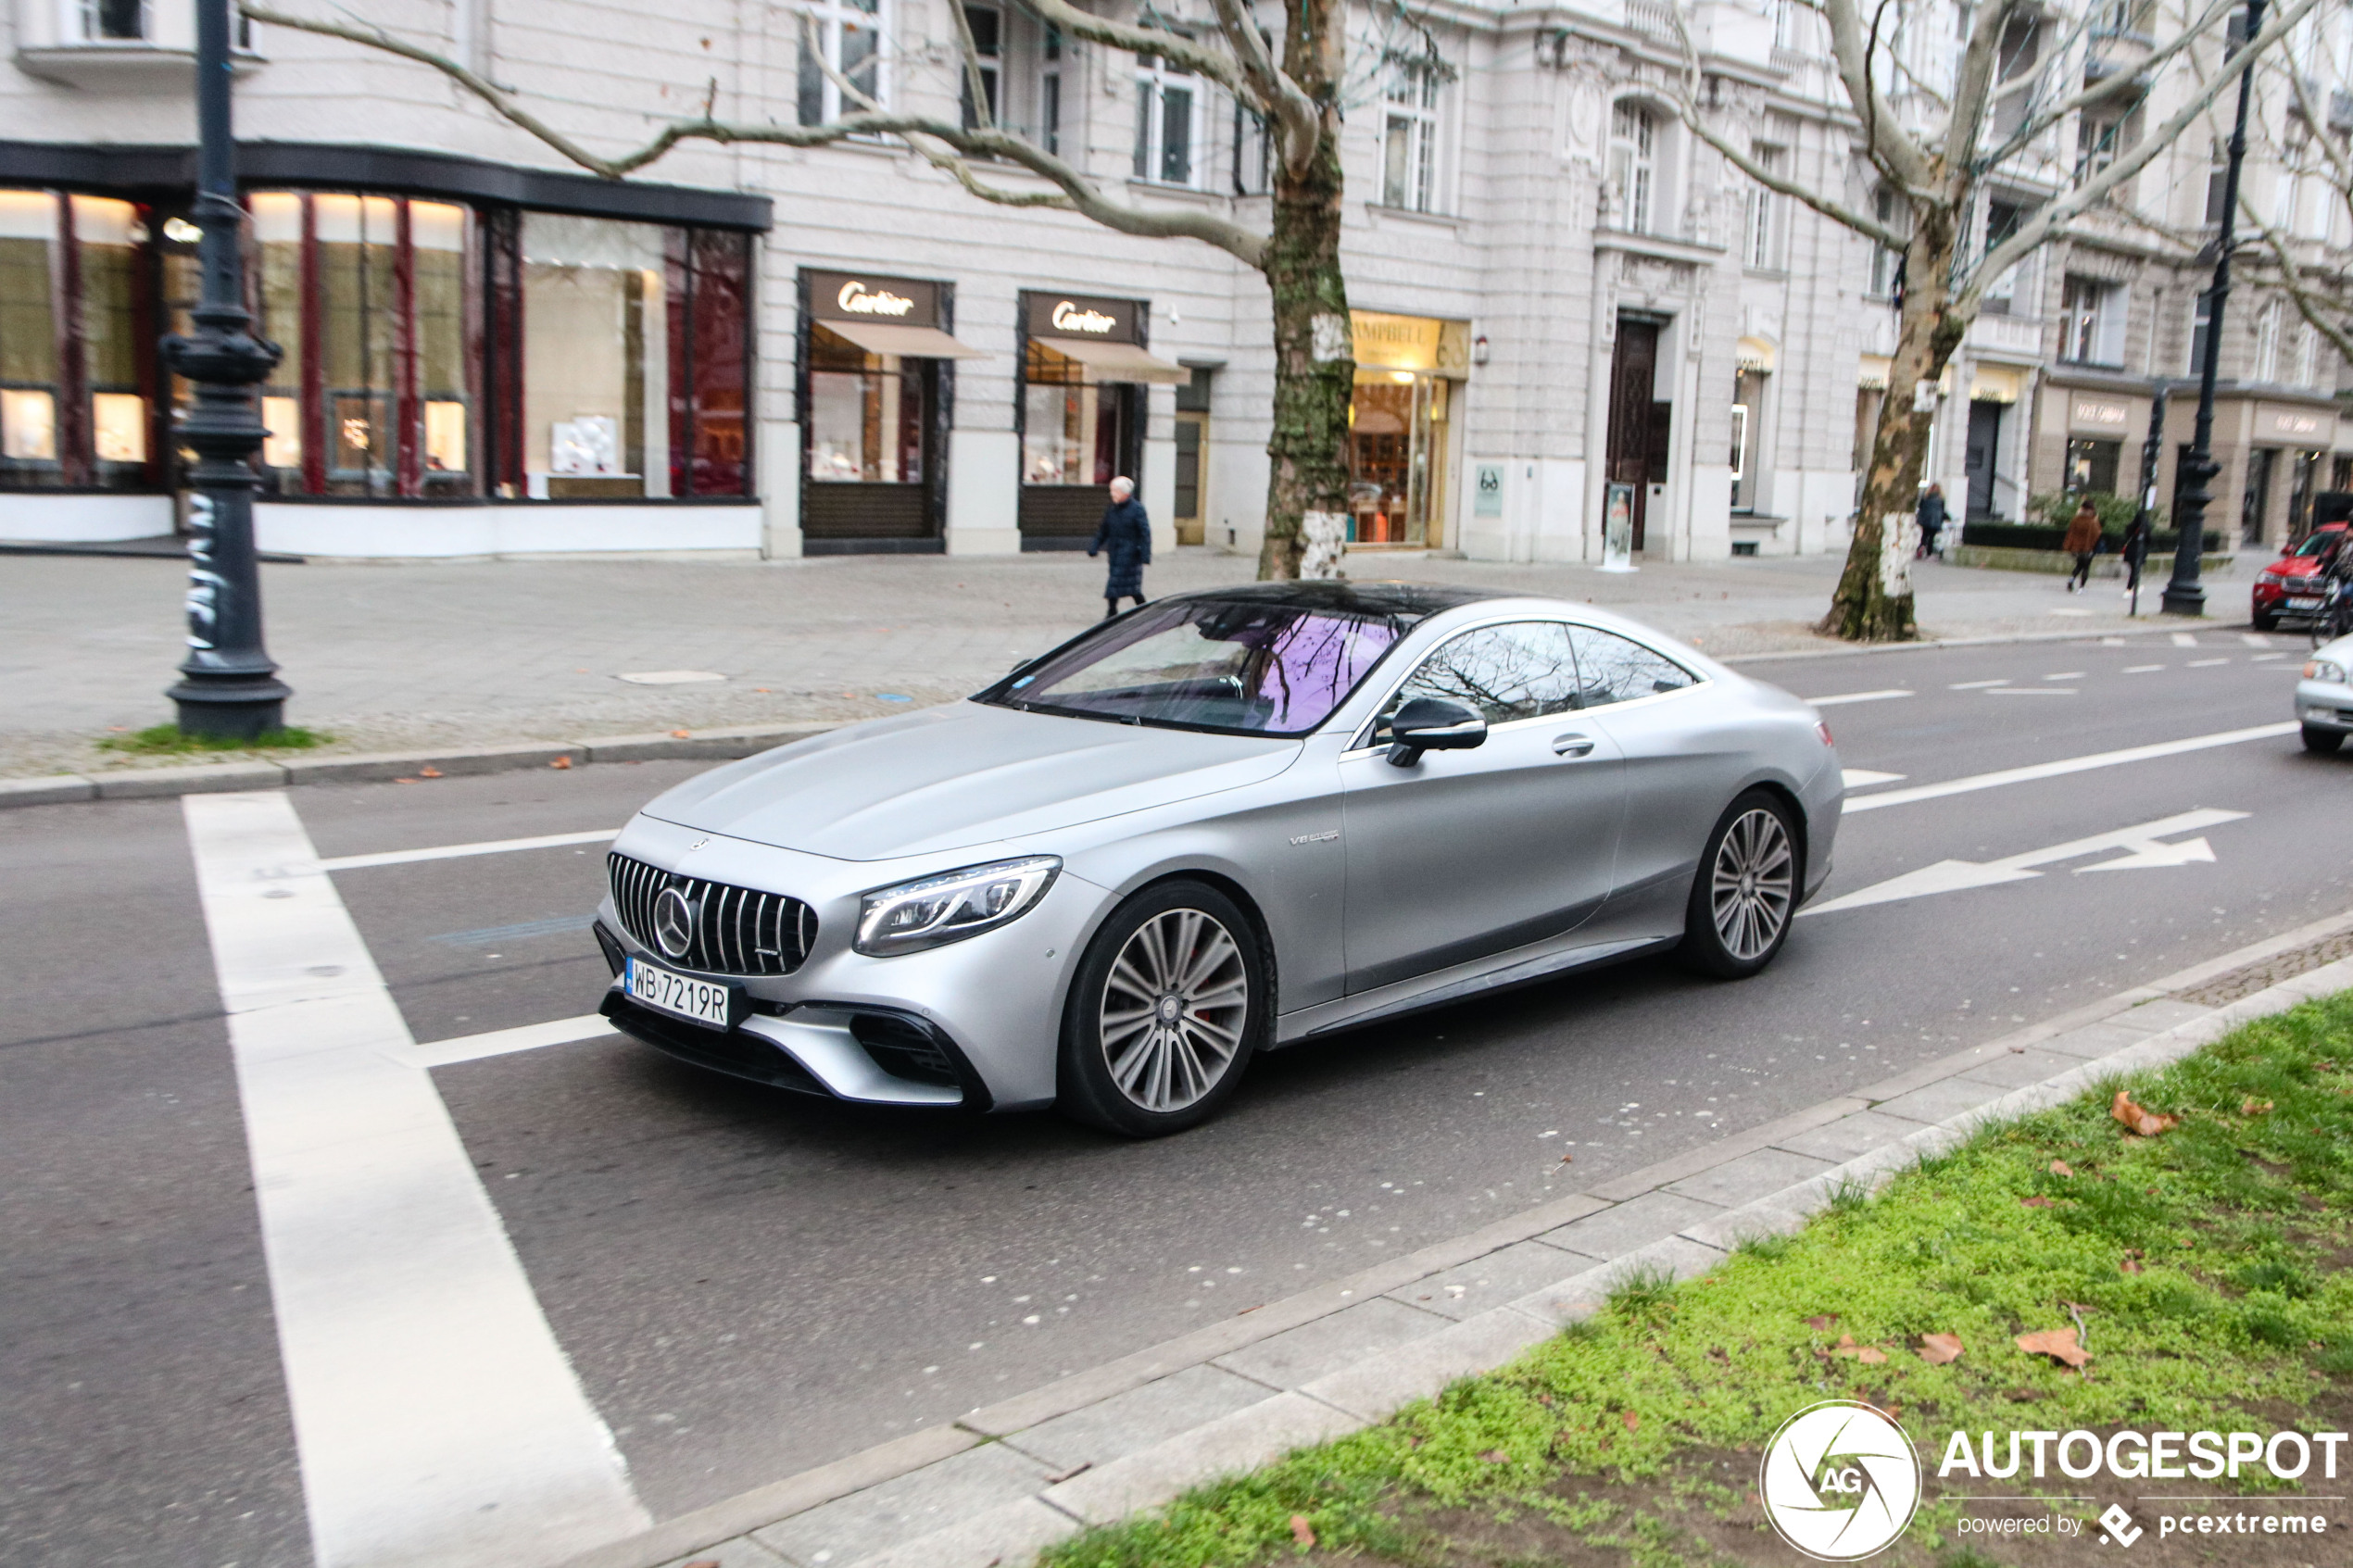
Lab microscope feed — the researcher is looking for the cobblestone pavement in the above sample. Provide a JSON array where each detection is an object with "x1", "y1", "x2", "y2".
[{"x1": 0, "y1": 546, "x2": 2206, "y2": 778}]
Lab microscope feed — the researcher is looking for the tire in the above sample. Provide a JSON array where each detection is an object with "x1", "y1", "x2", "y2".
[
  {"x1": 2304, "y1": 724, "x2": 2347, "y2": 755},
  {"x1": 1677, "y1": 790, "x2": 1804, "y2": 980},
  {"x1": 1057, "y1": 880, "x2": 1266, "y2": 1137},
  {"x1": 2252, "y1": 611, "x2": 2279, "y2": 632}
]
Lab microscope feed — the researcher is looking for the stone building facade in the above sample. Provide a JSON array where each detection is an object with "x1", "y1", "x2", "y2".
[{"x1": 4, "y1": 0, "x2": 1882, "y2": 563}]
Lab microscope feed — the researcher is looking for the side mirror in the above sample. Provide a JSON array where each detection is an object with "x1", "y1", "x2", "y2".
[{"x1": 1386, "y1": 696, "x2": 1487, "y2": 767}]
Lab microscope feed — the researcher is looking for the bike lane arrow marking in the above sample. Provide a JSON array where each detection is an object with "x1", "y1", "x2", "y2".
[{"x1": 1801, "y1": 809, "x2": 2247, "y2": 917}]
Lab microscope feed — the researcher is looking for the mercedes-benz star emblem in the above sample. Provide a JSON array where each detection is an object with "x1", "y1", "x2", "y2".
[{"x1": 651, "y1": 886, "x2": 698, "y2": 960}]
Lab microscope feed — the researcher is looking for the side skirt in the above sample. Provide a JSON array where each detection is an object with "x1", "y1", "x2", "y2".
[{"x1": 1269, "y1": 932, "x2": 1679, "y2": 1046}]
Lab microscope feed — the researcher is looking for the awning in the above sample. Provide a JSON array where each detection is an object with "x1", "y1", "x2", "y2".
[
  {"x1": 1035, "y1": 336, "x2": 1191, "y2": 383},
  {"x1": 819, "y1": 320, "x2": 990, "y2": 359}
]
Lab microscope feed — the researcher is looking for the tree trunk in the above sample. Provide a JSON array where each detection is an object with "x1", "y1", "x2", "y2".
[
  {"x1": 1821, "y1": 214, "x2": 1967, "y2": 641},
  {"x1": 1256, "y1": 0, "x2": 1352, "y2": 582}
]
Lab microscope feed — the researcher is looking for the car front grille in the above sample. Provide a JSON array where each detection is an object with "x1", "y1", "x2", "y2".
[{"x1": 608, "y1": 852, "x2": 815, "y2": 976}]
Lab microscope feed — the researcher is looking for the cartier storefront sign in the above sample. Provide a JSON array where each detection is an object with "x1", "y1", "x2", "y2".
[
  {"x1": 1026, "y1": 292, "x2": 1141, "y2": 345},
  {"x1": 809, "y1": 270, "x2": 943, "y2": 329}
]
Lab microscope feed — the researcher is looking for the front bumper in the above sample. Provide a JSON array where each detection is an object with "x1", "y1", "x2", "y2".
[
  {"x1": 2297, "y1": 678, "x2": 2353, "y2": 733},
  {"x1": 595, "y1": 814, "x2": 1108, "y2": 1111}
]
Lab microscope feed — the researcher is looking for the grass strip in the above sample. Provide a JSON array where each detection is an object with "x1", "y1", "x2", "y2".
[
  {"x1": 1045, "y1": 991, "x2": 2353, "y2": 1568},
  {"x1": 97, "y1": 722, "x2": 331, "y2": 757}
]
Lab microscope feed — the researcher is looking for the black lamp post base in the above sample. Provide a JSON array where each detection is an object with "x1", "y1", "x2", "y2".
[
  {"x1": 170, "y1": 678, "x2": 293, "y2": 740},
  {"x1": 2158, "y1": 583, "x2": 2208, "y2": 617}
]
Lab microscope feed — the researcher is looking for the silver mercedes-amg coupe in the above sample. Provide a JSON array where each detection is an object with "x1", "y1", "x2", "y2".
[{"x1": 593, "y1": 583, "x2": 1841, "y2": 1135}]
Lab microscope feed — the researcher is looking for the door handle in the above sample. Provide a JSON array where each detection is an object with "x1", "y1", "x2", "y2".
[{"x1": 1551, "y1": 733, "x2": 1595, "y2": 758}]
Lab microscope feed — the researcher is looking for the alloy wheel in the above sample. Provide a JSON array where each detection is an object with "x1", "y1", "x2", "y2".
[
  {"x1": 1099, "y1": 908, "x2": 1249, "y2": 1112},
  {"x1": 1709, "y1": 807, "x2": 1795, "y2": 963}
]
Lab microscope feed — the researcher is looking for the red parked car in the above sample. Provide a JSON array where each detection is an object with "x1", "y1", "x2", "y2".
[{"x1": 2253, "y1": 522, "x2": 2349, "y2": 630}]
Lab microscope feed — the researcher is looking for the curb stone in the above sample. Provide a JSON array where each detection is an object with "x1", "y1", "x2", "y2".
[
  {"x1": 565, "y1": 905, "x2": 2353, "y2": 1568},
  {"x1": 0, "y1": 722, "x2": 840, "y2": 809}
]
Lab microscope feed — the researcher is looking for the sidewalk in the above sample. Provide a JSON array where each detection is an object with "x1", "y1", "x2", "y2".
[{"x1": 0, "y1": 547, "x2": 2216, "y2": 781}]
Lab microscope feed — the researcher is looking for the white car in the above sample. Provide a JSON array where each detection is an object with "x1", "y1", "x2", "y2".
[{"x1": 2300, "y1": 634, "x2": 2353, "y2": 753}]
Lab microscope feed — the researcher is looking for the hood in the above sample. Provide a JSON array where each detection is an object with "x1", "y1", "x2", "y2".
[{"x1": 642, "y1": 701, "x2": 1302, "y2": 859}]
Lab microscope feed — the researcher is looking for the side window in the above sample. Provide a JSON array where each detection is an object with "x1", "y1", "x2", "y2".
[
  {"x1": 1566, "y1": 625, "x2": 1696, "y2": 708},
  {"x1": 1369, "y1": 621, "x2": 1581, "y2": 743}
]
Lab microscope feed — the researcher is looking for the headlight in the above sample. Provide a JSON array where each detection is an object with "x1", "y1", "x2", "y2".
[
  {"x1": 2259, "y1": 571, "x2": 2284, "y2": 585},
  {"x1": 2308, "y1": 659, "x2": 2347, "y2": 684},
  {"x1": 855, "y1": 856, "x2": 1061, "y2": 957}
]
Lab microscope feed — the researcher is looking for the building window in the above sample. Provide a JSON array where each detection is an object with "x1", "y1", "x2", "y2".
[
  {"x1": 1980, "y1": 198, "x2": 2024, "y2": 313},
  {"x1": 2058, "y1": 275, "x2": 2123, "y2": 366},
  {"x1": 1381, "y1": 59, "x2": 1443, "y2": 213},
  {"x1": 0, "y1": 189, "x2": 160, "y2": 491},
  {"x1": 1869, "y1": 187, "x2": 1904, "y2": 298},
  {"x1": 1134, "y1": 54, "x2": 1202, "y2": 187},
  {"x1": 1608, "y1": 101, "x2": 1657, "y2": 232},
  {"x1": 1743, "y1": 145, "x2": 1784, "y2": 268},
  {"x1": 809, "y1": 327, "x2": 925, "y2": 483},
  {"x1": 960, "y1": 5, "x2": 1000, "y2": 130},
  {"x1": 1024, "y1": 340, "x2": 1132, "y2": 485},
  {"x1": 2067, "y1": 436, "x2": 2121, "y2": 495},
  {"x1": 1040, "y1": 25, "x2": 1062, "y2": 156},
  {"x1": 2204, "y1": 139, "x2": 2228, "y2": 224},
  {"x1": 2076, "y1": 113, "x2": 2125, "y2": 182},
  {"x1": 799, "y1": 0, "x2": 884, "y2": 126},
  {"x1": 1233, "y1": 104, "x2": 1270, "y2": 196},
  {"x1": 2252, "y1": 297, "x2": 2282, "y2": 382},
  {"x1": 2188, "y1": 289, "x2": 2213, "y2": 372},
  {"x1": 79, "y1": 0, "x2": 146, "y2": 41},
  {"x1": 2296, "y1": 320, "x2": 2320, "y2": 387}
]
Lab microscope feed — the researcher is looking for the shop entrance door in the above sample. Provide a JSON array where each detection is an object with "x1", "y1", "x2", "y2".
[
  {"x1": 1606, "y1": 317, "x2": 1667, "y2": 551},
  {"x1": 2241, "y1": 447, "x2": 2276, "y2": 546},
  {"x1": 1173, "y1": 413, "x2": 1206, "y2": 546},
  {"x1": 1966, "y1": 400, "x2": 2003, "y2": 518}
]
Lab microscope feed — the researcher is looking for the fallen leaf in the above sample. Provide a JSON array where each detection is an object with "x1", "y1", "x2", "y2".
[
  {"x1": 394, "y1": 776, "x2": 418, "y2": 784},
  {"x1": 1558, "y1": 1152, "x2": 1574, "y2": 1164},
  {"x1": 1479, "y1": 1449, "x2": 1510, "y2": 1463},
  {"x1": 1804, "y1": 1313, "x2": 1839, "y2": 1331},
  {"x1": 1831, "y1": 1333, "x2": 1858, "y2": 1354},
  {"x1": 1290, "y1": 1514, "x2": 1316, "y2": 1548},
  {"x1": 1622, "y1": 1410, "x2": 1641, "y2": 1433},
  {"x1": 549, "y1": 756, "x2": 573, "y2": 770},
  {"x1": 2049, "y1": 1160, "x2": 2074, "y2": 1177},
  {"x1": 2015, "y1": 1326, "x2": 2091, "y2": 1367},
  {"x1": 2241, "y1": 1098, "x2": 2273, "y2": 1116},
  {"x1": 672, "y1": 730, "x2": 692, "y2": 739},
  {"x1": 2112, "y1": 1090, "x2": 2179, "y2": 1137},
  {"x1": 755, "y1": 687, "x2": 770, "y2": 693},
  {"x1": 1918, "y1": 1333, "x2": 1964, "y2": 1364},
  {"x1": 2020, "y1": 1196, "x2": 2057, "y2": 1209},
  {"x1": 418, "y1": 765, "x2": 443, "y2": 779},
  {"x1": 683, "y1": 1561, "x2": 721, "y2": 1568},
  {"x1": 1856, "y1": 1347, "x2": 1888, "y2": 1364},
  {"x1": 2120, "y1": 1258, "x2": 2144, "y2": 1274}
]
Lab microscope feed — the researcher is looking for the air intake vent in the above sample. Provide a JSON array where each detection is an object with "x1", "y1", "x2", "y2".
[{"x1": 608, "y1": 852, "x2": 814, "y2": 976}]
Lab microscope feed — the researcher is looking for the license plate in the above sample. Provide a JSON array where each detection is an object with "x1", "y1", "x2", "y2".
[
  {"x1": 2287, "y1": 596, "x2": 2322, "y2": 609},
  {"x1": 623, "y1": 956, "x2": 737, "y2": 1030}
]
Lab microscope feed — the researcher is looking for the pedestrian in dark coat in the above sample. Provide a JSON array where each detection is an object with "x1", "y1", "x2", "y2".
[
  {"x1": 2061, "y1": 498, "x2": 2103, "y2": 593},
  {"x1": 1089, "y1": 476, "x2": 1151, "y2": 619},
  {"x1": 1916, "y1": 483, "x2": 1948, "y2": 558},
  {"x1": 2120, "y1": 512, "x2": 2150, "y2": 607}
]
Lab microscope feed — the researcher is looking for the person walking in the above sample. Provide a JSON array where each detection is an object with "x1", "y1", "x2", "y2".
[
  {"x1": 1089, "y1": 475, "x2": 1152, "y2": 619},
  {"x1": 2120, "y1": 511, "x2": 2149, "y2": 610},
  {"x1": 2061, "y1": 497, "x2": 2102, "y2": 593},
  {"x1": 1916, "y1": 483, "x2": 1948, "y2": 559}
]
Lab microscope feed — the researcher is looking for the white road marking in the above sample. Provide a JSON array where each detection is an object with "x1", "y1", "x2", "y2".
[
  {"x1": 413, "y1": 1014, "x2": 621, "y2": 1069},
  {"x1": 2044, "y1": 671, "x2": 2084, "y2": 681},
  {"x1": 1986, "y1": 687, "x2": 2076, "y2": 696},
  {"x1": 1949, "y1": 678, "x2": 2010, "y2": 689},
  {"x1": 615, "y1": 670, "x2": 724, "y2": 684},
  {"x1": 2171, "y1": 632, "x2": 2198, "y2": 646},
  {"x1": 1841, "y1": 721, "x2": 2299, "y2": 813},
  {"x1": 2186, "y1": 657, "x2": 2230, "y2": 668},
  {"x1": 2123, "y1": 664, "x2": 2165, "y2": 673},
  {"x1": 2251, "y1": 652, "x2": 2286, "y2": 662},
  {"x1": 1803, "y1": 809, "x2": 2247, "y2": 916},
  {"x1": 1803, "y1": 688, "x2": 1914, "y2": 707},
  {"x1": 1840, "y1": 769, "x2": 1906, "y2": 789},
  {"x1": 2241, "y1": 634, "x2": 2272, "y2": 647},
  {"x1": 182, "y1": 794, "x2": 648, "y2": 1568},
  {"x1": 321, "y1": 828, "x2": 619, "y2": 872}
]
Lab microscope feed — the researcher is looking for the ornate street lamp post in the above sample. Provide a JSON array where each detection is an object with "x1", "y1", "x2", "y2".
[
  {"x1": 2163, "y1": 0, "x2": 2266, "y2": 617},
  {"x1": 163, "y1": 0, "x2": 290, "y2": 737}
]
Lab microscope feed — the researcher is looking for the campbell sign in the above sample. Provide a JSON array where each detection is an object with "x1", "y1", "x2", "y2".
[
  {"x1": 809, "y1": 270, "x2": 941, "y2": 327},
  {"x1": 1027, "y1": 291, "x2": 1141, "y2": 345}
]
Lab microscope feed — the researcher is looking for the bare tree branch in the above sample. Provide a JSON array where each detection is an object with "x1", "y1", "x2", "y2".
[
  {"x1": 238, "y1": 0, "x2": 1272, "y2": 265},
  {"x1": 1965, "y1": 0, "x2": 2326, "y2": 307},
  {"x1": 1824, "y1": 0, "x2": 1934, "y2": 192},
  {"x1": 1667, "y1": 7, "x2": 1905, "y2": 247},
  {"x1": 1019, "y1": 0, "x2": 1256, "y2": 105},
  {"x1": 2246, "y1": 211, "x2": 2353, "y2": 365},
  {"x1": 945, "y1": 0, "x2": 995, "y2": 132},
  {"x1": 799, "y1": 7, "x2": 879, "y2": 113},
  {"x1": 2007, "y1": 0, "x2": 2235, "y2": 148},
  {"x1": 1202, "y1": 0, "x2": 1321, "y2": 175},
  {"x1": 1943, "y1": 0, "x2": 2022, "y2": 180}
]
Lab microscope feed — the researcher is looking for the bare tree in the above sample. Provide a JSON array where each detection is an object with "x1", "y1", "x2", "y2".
[
  {"x1": 2238, "y1": 49, "x2": 2353, "y2": 374},
  {"x1": 1672, "y1": 0, "x2": 2318, "y2": 640},
  {"x1": 239, "y1": 0, "x2": 1359, "y2": 579}
]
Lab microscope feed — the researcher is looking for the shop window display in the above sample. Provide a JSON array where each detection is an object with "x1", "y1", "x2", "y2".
[
  {"x1": 0, "y1": 189, "x2": 158, "y2": 488},
  {"x1": 1023, "y1": 340, "x2": 1128, "y2": 485}
]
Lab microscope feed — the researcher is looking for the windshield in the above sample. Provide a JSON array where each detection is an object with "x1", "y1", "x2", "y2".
[
  {"x1": 2294, "y1": 530, "x2": 2342, "y2": 558},
  {"x1": 982, "y1": 598, "x2": 1407, "y2": 735}
]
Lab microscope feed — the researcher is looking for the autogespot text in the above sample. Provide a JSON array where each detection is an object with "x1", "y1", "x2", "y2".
[{"x1": 1937, "y1": 1428, "x2": 2350, "y2": 1481}]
